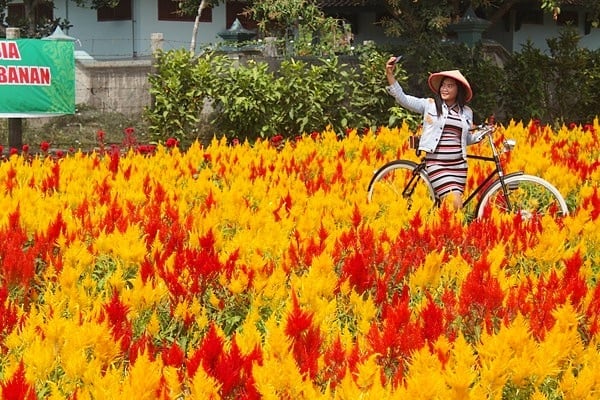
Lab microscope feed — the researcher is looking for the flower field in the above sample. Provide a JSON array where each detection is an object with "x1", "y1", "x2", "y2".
[{"x1": 0, "y1": 119, "x2": 599, "y2": 399}]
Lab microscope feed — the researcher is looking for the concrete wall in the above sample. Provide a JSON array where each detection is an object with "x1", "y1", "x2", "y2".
[{"x1": 75, "y1": 58, "x2": 152, "y2": 116}]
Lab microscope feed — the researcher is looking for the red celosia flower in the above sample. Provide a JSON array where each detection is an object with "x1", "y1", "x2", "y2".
[
  {"x1": 122, "y1": 127, "x2": 137, "y2": 147},
  {"x1": 285, "y1": 292, "x2": 323, "y2": 379},
  {"x1": 165, "y1": 137, "x2": 178, "y2": 148},
  {"x1": 96, "y1": 129, "x2": 105, "y2": 142},
  {"x1": 366, "y1": 288, "x2": 425, "y2": 385},
  {"x1": 109, "y1": 148, "x2": 120, "y2": 174},
  {"x1": 458, "y1": 256, "x2": 505, "y2": 335},
  {"x1": 0, "y1": 210, "x2": 36, "y2": 289},
  {"x1": 40, "y1": 141, "x2": 50, "y2": 153},
  {"x1": 421, "y1": 294, "x2": 445, "y2": 346},
  {"x1": 0, "y1": 286, "x2": 20, "y2": 349},
  {"x1": 162, "y1": 341, "x2": 185, "y2": 368},
  {"x1": 187, "y1": 324, "x2": 262, "y2": 399},
  {"x1": 319, "y1": 335, "x2": 348, "y2": 389},
  {"x1": 101, "y1": 292, "x2": 133, "y2": 353},
  {"x1": 1, "y1": 362, "x2": 36, "y2": 400}
]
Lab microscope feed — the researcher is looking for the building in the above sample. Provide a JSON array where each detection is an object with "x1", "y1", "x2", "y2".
[
  {"x1": 3, "y1": 0, "x2": 598, "y2": 117},
  {"x1": 4, "y1": 1, "x2": 599, "y2": 59}
]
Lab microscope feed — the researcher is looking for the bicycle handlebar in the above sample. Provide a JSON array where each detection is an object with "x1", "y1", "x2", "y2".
[{"x1": 470, "y1": 124, "x2": 495, "y2": 143}]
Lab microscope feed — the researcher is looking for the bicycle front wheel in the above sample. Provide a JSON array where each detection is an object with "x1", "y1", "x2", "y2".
[
  {"x1": 367, "y1": 160, "x2": 437, "y2": 213},
  {"x1": 476, "y1": 174, "x2": 569, "y2": 219}
]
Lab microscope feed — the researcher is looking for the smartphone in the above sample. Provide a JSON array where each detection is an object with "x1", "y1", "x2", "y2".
[{"x1": 393, "y1": 55, "x2": 403, "y2": 64}]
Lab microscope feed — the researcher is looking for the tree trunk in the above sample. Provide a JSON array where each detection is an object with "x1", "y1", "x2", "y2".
[{"x1": 189, "y1": 0, "x2": 208, "y2": 55}]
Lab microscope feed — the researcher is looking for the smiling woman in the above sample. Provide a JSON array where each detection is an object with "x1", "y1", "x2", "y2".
[{"x1": 385, "y1": 61, "x2": 477, "y2": 211}]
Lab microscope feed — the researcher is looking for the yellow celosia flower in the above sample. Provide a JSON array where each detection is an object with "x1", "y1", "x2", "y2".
[
  {"x1": 22, "y1": 336, "x2": 56, "y2": 382},
  {"x1": 400, "y1": 347, "x2": 453, "y2": 399},
  {"x1": 120, "y1": 350, "x2": 164, "y2": 400},
  {"x1": 444, "y1": 334, "x2": 478, "y2": 399},
  {"x1": 349, "y1": 290, "x2": 377, "y2": 338},
  {"x1": 236, "y1": 304, "x2": 262, "y2": 355},
  {"x1": 354, "y1": 353, "x2": 382, "y2": 390},
  {"x1": 410, "y1": 248, "x2": 445, "y2": 292},
  {"x1": 93, "y1": 225, "x2": 147, "y2": 265},
  {"x1": 229, "y1": 269, "x2": 249, "y2": 294},
  {"x1": 525, "y1": 216, "x2": 570, "y2": 265}
]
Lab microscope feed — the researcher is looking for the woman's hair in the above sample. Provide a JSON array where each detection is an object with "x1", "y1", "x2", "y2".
[{"x1": 434, "y1": 77, "x2": 468, "y2": 116}]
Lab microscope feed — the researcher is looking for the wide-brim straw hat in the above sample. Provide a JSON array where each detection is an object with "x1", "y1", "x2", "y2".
[{"x1": 428, "y1": 70, "x2": 473, "y2": 103}]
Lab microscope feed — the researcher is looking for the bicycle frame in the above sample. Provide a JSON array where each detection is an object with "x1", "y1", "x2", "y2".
[
  {"x1": 368, "y1": 123, "x2": 568, "y2": 218},
  {"x1": 412, "y1": 125, "x2": 518, "y2": 211},
  {"x1": 465, "y1": 126, "x2": 518, "y2": 211}
]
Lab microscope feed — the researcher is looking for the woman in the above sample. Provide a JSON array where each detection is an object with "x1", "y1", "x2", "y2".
[{"x1": 385, "y1": 57, "x2": 479, "y2": 210}]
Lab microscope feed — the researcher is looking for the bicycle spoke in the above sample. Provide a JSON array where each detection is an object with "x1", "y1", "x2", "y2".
[{"x1": 478, "y1": 175, "x2": 568, "y2": 219}]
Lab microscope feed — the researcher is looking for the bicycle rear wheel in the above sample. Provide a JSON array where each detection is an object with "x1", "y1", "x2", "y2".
[
  {"x1": 367, "y1": 160, "x2": 437, "y2": 213},
  {"x1": 476, "y1": 174, "x2": 569, "y2": 219}
]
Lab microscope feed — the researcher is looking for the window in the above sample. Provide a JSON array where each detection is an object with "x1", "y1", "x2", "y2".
[
  {"x1": 516, "y1": 9, "x2": 543, "y2": 25},
  {"x1": 7, "y1": 3, "x2": 53, "y2": 26},
  {"x1": 97, "y1": 0, "x2": 132, "y2": 21},
  {"x1": 158, "y1": 0, "x2": 212, "y2": 22},
  {"x1": 226, "y1": 1, "x2": 257, "y2": 31},
  {"x1": 557, "y1": 10, "x2": 578, "y2": 26}
]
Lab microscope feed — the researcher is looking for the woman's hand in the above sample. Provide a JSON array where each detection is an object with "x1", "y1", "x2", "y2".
[{"x1": 385, "y1": 56, "x2": 399, "y2": 85}]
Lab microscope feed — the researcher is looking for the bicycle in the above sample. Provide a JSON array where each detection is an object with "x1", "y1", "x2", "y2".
[{"x1": 367, "y1": 124, "x2": 569, "y2": 220}]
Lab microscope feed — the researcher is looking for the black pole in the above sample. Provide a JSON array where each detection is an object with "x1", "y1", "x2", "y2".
[{"x1": 6, "y1": 27, "x2": 22, "y2": 151}]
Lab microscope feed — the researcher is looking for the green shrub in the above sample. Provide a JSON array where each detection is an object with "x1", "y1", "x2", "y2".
[
  {"x1": 209, "y1": 58, "x2": 282, "y2": 140},
  {"x1": 546, "y1": 29, "x2": 598, "y2": 125},
  {"x1": 145, "y1": 32, "x2": 600, "y2": 144},
  {"x1": 145, "y1": 49, "x2": 220, "y2": 142},
  {"x1": 502, "y1": 40, "x2": 556, "y2": 123},
  {"x1": 145, "y1": 47, "x2": 407, "y2": 143}
]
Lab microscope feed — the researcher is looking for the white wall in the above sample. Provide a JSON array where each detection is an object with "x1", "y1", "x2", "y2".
[
  {"x1": 54, "y1": 0, "x2": 227, "y2": 59},
  {"x1": 510, "y1": 11, "x2": 600, "y2": 53}
]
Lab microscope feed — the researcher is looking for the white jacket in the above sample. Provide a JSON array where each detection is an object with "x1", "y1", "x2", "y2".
[{"x1": 387, "y1": 81, "x2": 476, "y2": 159}]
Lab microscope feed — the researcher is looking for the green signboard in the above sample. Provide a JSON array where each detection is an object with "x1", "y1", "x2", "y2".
[{"x1": 0, "y1": 39, "x2": 75, "y2": 117}]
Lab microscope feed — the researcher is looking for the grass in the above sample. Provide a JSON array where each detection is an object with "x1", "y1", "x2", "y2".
[{"x1": 0, "y1": 105, "x2": 151, "y2": 152}]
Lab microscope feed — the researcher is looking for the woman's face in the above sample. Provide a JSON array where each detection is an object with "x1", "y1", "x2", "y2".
[{"x1": 439, "y1": 77, "x2": 458, "y2": 104}]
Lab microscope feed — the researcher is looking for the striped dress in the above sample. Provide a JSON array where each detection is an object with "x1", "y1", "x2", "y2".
[{"x1": 425, "y1": 106, "x2": 468, "y2": 199}]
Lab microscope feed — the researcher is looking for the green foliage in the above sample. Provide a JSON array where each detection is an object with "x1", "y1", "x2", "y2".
[
  {"x1": 145, "y1": 49, "x2": 220, "y2": 142},
  {"x1": 208, "y1": 54, "x2": 386, "y2": 141},
  {"x1": 502, "y1": 29, "x2": 600, "y2": 125},
  {"x1": 209, "y1": 58, "x2": 282, "y2": 139},
  {"x1": 145, "y1": 47, "x2": 399, "y2": 143},
  {"x1": 502, "y1": 41, "x2": 554, "y2": 123},
  {"x1": 381, "y1": 0, "x2": 600, "y2": 43},
  {"x1": 146, "y1": 28, "x2": 600, "y2": 143},
  {"x1": 547, "y1": 29, "x2": 598, "y2": 124}
]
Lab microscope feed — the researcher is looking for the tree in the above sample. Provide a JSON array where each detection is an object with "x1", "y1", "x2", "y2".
[
  {"x1": 380, "y1": 0, "x2": 600, "y2": 41},
  {"x1": 0, "y1": 0, "x2": 121, "y2": 38}
]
